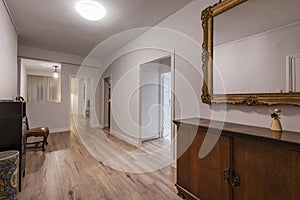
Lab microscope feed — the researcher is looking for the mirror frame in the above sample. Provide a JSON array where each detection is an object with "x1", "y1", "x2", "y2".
[{"x1": 201, "y1": 0, "x2": 300, "y2": 106}]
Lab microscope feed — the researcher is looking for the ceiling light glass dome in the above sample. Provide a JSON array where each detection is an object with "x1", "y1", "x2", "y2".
[{"x1": 75, "y1": 0, "x2": 106, "y2": 21}]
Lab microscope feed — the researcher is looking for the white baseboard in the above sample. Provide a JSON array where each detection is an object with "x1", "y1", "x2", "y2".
[
  {"x1": 109, "y1": 129, "x2": 139, "y2": 147},
  {"x1": 50, "y1": 127, "x2": 70, "y2": 133}
]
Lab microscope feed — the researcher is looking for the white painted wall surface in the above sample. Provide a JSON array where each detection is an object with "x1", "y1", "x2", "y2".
[
  {"x1": 214, "y1": 23, "x2": 300, "y2": 94},
  {"x1": 26, "y1": 64, "x2": 79, "y2": 133},
  {"x1": 20, "y1": 62, "x2": 27, "y2": 100},
  {"x1": 17, "y1": 0, "x2": 300, "y2": 137},
  {"x1": 99, "y1": 50, "x2": 171, "y2": 146},
  {"x1": 18, "y1": 46, "x2": 102, "y2": 132},
  {"x1": 98, "y1": 0, "x2": 300, "y2": 145},
  {"x1": 0, "y1": 1, "x2": 18, "y2": 99}
]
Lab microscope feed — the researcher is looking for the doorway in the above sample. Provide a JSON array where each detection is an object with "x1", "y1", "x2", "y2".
[
  {"x1": 139, "y1": 56, "x2": 172, "y2": 142},
  {"x1": 70, "y1": 77, "x2": 91, "y2": 119},
  {"x1": 70, "y1": 77, "x2": 79, "y2": 114},
  {"x1": 102, "y1": 76, "x2": 111, "y2": 129}
]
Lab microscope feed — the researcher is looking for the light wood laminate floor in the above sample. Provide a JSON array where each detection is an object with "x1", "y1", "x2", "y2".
[{"x1": 20, "y1": 116, "x2": 180, "y2": 200}]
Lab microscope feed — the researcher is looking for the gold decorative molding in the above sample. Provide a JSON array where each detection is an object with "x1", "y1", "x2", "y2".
[{"x1": 201, "y1": 0, "x2": 300, "y2": 106}]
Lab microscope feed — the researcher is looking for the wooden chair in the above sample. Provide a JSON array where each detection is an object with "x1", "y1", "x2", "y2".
[{"x1": 24, "y1": 117, "x2": 49, "y2": 151}]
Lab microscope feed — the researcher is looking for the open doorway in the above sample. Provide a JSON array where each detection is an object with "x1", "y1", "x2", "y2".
[
  {"x1": 70, "y1": 77, "x2": 79, "y2": 115},
  {"x1": 139, "y1": 56, "x2": 172, "y2": 142},
  {"x1": 70, "y1": 77, "x2": 91, "y2": 119},
  {"x1": 102, "y1": 76, "x2": 111, "y2": 129}
]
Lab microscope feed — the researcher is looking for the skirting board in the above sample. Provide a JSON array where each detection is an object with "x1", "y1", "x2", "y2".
[{"x1": 109, "y1": 129, "x2": 139, "y2": 147}]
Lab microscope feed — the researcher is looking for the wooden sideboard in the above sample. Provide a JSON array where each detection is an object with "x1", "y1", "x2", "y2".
[
  {"x1": 174, "y1": 118, "x2": 300, "y2": 200},
  {"x1": 0, "y1": 102, "x2": 26, "y2": 191}
]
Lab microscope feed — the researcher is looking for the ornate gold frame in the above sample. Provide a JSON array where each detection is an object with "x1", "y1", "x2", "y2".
[{"x1": 201, "y1": 0, "x2": 300, "y2": 106}]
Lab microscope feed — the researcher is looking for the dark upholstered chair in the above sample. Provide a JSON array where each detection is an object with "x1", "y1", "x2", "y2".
[{"x1": 24, "y1": 117, "x2": 49, "y2": 151}]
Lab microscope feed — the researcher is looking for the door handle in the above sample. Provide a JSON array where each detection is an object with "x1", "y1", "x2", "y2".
[
  {"x1": 223, "y1": 169, "x2": 231, "y2": 184},
  {"x1": 232, "y1": 173, "x2": 240, "y2": 187},
  {"x1": 223, "y1": 169, "x2": 240, "y2": 187}
]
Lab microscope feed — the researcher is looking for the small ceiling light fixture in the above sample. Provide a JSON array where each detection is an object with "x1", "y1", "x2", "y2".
[
  {"x1": 53, "y1": 66, "x2": 59, "y2": 79},
  {"x1": 75, "y1": 0, "x2": 106, "y2": 21}
]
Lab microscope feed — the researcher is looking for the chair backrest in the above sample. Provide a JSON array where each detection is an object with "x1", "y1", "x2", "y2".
[{"x1": 15, "y1": 96, "x2": 25, "y2": 102}]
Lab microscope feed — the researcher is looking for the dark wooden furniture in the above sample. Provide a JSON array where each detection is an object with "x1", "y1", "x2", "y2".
[
  {"x1": 174, "y1": 118, "x2": 300, "y2": 200},
  {"x1": 0, "y1": 102, "x2": 26, "y2": 191},
  {"x1": 24, "y1": 117, "x2": 49, "y2": 151}
]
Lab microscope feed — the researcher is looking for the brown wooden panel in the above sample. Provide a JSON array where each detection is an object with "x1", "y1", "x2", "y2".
[
  {"x1": 177, "y1": 124, "x2": 231, "y2": 200},
  {"x1": 234, "y1": 137, "x2": 300, "y2": 200},
  {"x1": 174, "y1": 118, "x2": 300, "y2": 150}
]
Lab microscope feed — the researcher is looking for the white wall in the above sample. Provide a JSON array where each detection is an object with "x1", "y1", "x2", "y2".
[
  {"x1": 18, "y1": 47, "x2": 82, "y2": 132},
  {"x1": 159, "y1": 0, "x2": 300, "y2": 132},
  {"x1": 26, "y1": 63, "x2": 79, "y2": 133},
  {"x1": 214, "y1": 23, "x2": 300, "y2": 94},
  {"x1": 17, "y1": 0, "x2": 300, "y2": 136},
  {"x1": 97, "y1": 0, "x2": 300, "y2": 147},
  {"x1": 18, "y1": 46, "x2": 102, "y2": 132},
  {"x1": 99, "y1": 50, "x2": 171, "y2": 146},
  {"x1": 20, "y1": 62, "x2": 27, "y2": 99},
  {"x1": 18, "y1": 46, "x2": 84, "y2": 66},
  {"x1": 0, "y1": 1, "x2": 18, "y2": 99}
]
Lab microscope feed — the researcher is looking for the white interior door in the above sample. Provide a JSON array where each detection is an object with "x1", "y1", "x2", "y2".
[
  {"x1": 140, "y1": 66, "x2": 160, "y2": 140},
  {"x1": 161, "y1": 72, "x2": 171, "y2": 140},
  {"x1": 139, "y1": 55, "x2": 173, "y2": 145}
]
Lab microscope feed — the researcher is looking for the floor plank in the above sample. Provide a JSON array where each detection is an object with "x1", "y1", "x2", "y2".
[{"x1": 20, "y1": 116, "x2": 180, "y2": 200}]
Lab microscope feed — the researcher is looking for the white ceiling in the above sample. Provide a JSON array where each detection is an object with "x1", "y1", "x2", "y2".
[
  {"x1": 22, "y1": 58, "x2": 61, "y2": 76},
  {"x1": 214, "y1": 0, "x2": 300, "y2": 46},
  {"x1": 5, "y1": 0, "x2": 192, "y2": 56}
]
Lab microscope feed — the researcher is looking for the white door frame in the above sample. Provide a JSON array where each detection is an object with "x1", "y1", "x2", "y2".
[
  {"x1": 138, "y1": 52, "x2": 175, "y2": 159},
  {"x1": 101, "y1": 75, "x2": 112, "y2": 129},
  {"x1": 170, "y1": 51, "x2": 176, "y2": 167}
]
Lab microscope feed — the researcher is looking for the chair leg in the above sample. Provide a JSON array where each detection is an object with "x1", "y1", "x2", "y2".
[
  {"x1": 45, "y1": 131, "x2": 49, "y2": 145},
  {"x1": 42, "y1": 136, "x2": 46, "y2": 151}
]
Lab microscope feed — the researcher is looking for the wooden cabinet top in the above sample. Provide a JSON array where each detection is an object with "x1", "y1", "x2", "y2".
[{"x1": 174, "y1": 118, "x2": 300, "y2": 150}]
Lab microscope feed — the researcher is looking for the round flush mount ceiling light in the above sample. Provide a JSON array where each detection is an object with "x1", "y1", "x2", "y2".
[{"x1": 75, "y1": 0, "x2": 106, "y2": 21}]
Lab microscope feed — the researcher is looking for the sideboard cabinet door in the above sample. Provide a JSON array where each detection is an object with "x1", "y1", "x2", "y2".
[
  {"x1": 177, "y1": 125, "x2": 231, "y2": 200},
  {"x1": 234, "y1": 137, "x2": 300, "y2": 200}
]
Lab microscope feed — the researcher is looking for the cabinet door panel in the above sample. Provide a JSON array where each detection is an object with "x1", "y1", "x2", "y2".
[
  {"x1": 234, "y1": 138, "x2": 300, "y2": 200},
  {"x1": 177, "y1": 125, "x2": 231, "y2": 200}
]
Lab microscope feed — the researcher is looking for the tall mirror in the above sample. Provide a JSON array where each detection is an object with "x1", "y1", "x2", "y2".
[{"x1": 201, "y1": 0, "x2": 300, "y2": 106}]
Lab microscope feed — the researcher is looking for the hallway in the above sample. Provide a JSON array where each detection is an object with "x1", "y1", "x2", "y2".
[{"x1": 20, "y1": 116, "x2": 179, "y2": 199}]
